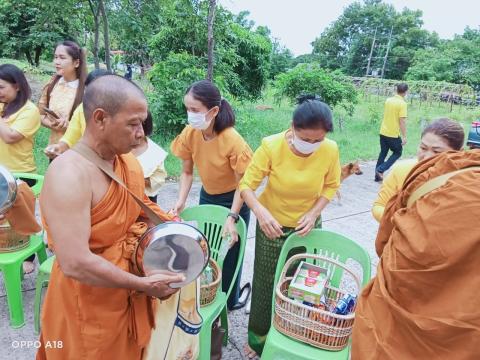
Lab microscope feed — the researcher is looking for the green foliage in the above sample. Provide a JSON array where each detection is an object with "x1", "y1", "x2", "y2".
[
  {"x1": 311, "y1": 0, "x2": 437, "y2": 79},
  {"x1": 269, "y1": 40, "x2": 294, "y2": 80},
  {"x1": 406, "y1": 28, "x2": 480, "y2": 87},
  {"x1": 0, "y1": 0, "x2": 84, "y2": 65},
  {"x1": 147, "y1": 52, "x2": 206, "y2": 133},
  {"x1": 147, "y1": 1, "x2": 272, "y2": 100},
  {"x1": 274, "y1": 64, "x2": 358, "y2": 114},
  {"x1": 108, "y1": 0, "x2": 164, "y2": 66}
]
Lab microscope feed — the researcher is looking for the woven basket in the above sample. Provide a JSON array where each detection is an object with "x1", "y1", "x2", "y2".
[
  {"x1": 273, "y1": 254, "x2": 361, "y2": 351},
  {"x1": 200, "y1": 258, "x2": 222, "y2": 307},
  {"x1": 0, "y1": 224, "x2": 30, "y2": 253}
]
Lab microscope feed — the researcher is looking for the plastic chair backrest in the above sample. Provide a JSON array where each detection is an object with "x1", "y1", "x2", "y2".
[
  {"x1": 273, "y1": 229, "x2": 371, "y2": 316},
  {"x1": 13, "y1": 173, "x2": 44, "y2": 197},
  {"x1": 180, "y1": 204, "x2": 247, "y2": 298}
]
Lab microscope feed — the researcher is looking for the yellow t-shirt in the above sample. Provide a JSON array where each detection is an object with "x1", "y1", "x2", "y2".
[
  {"x1": 38, "y1": 77, "x2": 78, "y2": 145},
  {"x1": 60, "y1": 104, "x2": 85, "y2": 148},
  {"x1": 171, "y1": 125, "x2": 253, "y2": 195},
  {"x1": 379, "y1": 94, "x2": 407, "y2": 137},
  {"x1": 0, "y1": 101, "x2": 41, "y2": 172},
  {"x1": 239, "y1": 131, "x2": 341, "y2": 228},
  {"x1": 372, "y1": 158, "x2": 417, "y2": 222}
]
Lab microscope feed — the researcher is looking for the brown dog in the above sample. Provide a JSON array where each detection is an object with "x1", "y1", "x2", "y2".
[{"x1": 337, "y1": 161, "x2": 363, "y2": 201}]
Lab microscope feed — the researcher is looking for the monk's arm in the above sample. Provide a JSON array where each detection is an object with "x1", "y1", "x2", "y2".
[{"x1": 41, "y1": 160, "x2": 182, "y2": 296}]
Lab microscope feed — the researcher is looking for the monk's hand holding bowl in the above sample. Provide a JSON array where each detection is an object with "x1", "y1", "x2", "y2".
[{"x1": 142, "y1": 271, "x2": 185, "y2": 300}]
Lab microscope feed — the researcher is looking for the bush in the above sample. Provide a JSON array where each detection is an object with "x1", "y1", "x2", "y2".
[
  {"x1": 147, "y1": 52, "x2": 230, "y2": 134},
  {"x1": 147, "y1": 52, "x2": 207, "y2": 133},
  {"x1": 274, "y1": 63, "x2": 358, "y2": 115}
]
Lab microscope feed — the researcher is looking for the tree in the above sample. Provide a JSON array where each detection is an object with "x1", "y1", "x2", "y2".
[
  {"x1": 108, "y1": 0, "x2": 164, "y2": 70},
  {"x1": 148, "y1": 1, "x2": 272, "y2": 98},
  {"x1": 98, "y1": 0, "x2": 111, "y2": 71},
  {"x1": 87, "y1": 0, "x2": 101, "y2": 68},
  {"x1": 406, "y1": 28, "x2": 480, "y2": 87},
  {"x1": 0, "y1": 0, "x2": 83, "y2": 66},
  {"x1": 274, "y1": 63, "x2": 358, "y2": 115},
  {"x1": 207, "y1": 0, "x2": 217, "y2": 81},
  {"x1": 270, "y1": 39, "x2": 294, "y2": 79},
  {"x1": 311, "y1": 0, "x2": 437, "y2": 79}
]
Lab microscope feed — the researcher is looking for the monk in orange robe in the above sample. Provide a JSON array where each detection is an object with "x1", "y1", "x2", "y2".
[
  {"x1": 352, "y1": 150, "x2": 480, "y2": 359},
  {"x1": 37, "y1": 75, "x2": 184, "y2": 360}
]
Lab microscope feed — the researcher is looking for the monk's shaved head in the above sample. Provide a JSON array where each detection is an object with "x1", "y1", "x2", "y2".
[{"x1": 83, "y1": 75, "x2": 145, "y2": 121}]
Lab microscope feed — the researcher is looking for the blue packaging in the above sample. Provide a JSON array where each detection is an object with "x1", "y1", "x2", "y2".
[{"x1": 334, "y1": 294, "x2": 356, "y2": 315}]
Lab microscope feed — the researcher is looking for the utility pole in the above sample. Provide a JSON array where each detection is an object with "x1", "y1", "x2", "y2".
[
  {"x1": 366, "y1": 26, "x2": 377, "y2": 76},
  {"x1": 381, "y1": 26, "x2": 394, "y2": 78}
]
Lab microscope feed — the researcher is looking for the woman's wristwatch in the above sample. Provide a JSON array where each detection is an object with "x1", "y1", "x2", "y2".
[{"x1": 227, "y1": 212, "x2": 240, "y2": 223}]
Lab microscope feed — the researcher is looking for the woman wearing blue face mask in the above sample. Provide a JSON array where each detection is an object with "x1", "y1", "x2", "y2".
[
  {"x1": 240, "y1": 94, "x2": 341, "y2": 358},
  {"x1": 170, "y1": 80, "x2": 253, "y2": 310}
]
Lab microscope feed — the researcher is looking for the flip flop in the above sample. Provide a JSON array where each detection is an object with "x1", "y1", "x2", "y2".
[{"x1": 230, "y1": 282, "x2": 251, "y2": 311}]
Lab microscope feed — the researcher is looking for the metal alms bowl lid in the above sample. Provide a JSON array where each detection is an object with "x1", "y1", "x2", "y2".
[
  {"x1": 0, "y1": 165, "x2": 17, "y2": 214},
  {"x1": 140, "y1": 222, "x2": 210, "y2": 289}
]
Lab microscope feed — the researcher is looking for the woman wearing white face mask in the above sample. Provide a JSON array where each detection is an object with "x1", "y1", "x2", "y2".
[
  {"x1": 240, "y1": 94, "x2": 341, "y2": 358},
  {"x1": 170, "y1": 80, "x2": 253, "y2": 310}
]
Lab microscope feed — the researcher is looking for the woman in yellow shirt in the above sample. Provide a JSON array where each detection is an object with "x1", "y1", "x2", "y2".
[
  {"x1": 372, "y1": 118, "x2": 465, "y2": 222},
  {"x1": 39, "y1": 40, "x2": 86, "y2": 157},
  {"x1": 44, "y1": 69, "x2": 112, "y2": 158},
  {"x1": 171, "y1": 80, "x2": 253, "y2": 309},
  {"x1": 0, "y1": 64, "x2": 41, "y2": 175},
  {"x1": 0, "y1": 64, "x2": 41, "y2": 274},
  {"x1": 240, "y1": 95, "x2": 341, "y2": 358}
]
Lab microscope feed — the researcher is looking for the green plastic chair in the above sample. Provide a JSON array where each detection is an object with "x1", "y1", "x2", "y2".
[
  {"x1": 261, "y1": 229, "x2": 371, "y2": 360},
  {"x1": 0, "y1": 235, "x2": 48, "y2": 328},
  {"x1": 34, "y1": 255, "x2": 56, "y2": 334},
  {"x1": 12, "y1": 172, "x2": 44, "y2": 197},
  {"x1": 180, "y1": 204, "x2": 247, "y2": 360}
]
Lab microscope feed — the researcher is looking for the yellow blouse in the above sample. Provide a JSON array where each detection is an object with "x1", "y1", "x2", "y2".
[
  {"x1": 0, "y1": 101, "x2": 41, "y2": 172},
  {"x1": 38, "y1": 77, "x2": 78, "y2": 145},
  {"x1": 372, "y1": 158, "x2": 417, "y2": 222},
  {"x1": 171, "y1": 125, "x2": 253, "y2": 195},
  {"x1": 60, "y1": 104, "x2": 85, "y2": 148},
  {"x1": 239, "y1": 131, "x2": 341, "y2": 227}
]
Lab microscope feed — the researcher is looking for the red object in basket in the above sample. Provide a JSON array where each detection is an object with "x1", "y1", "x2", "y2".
[
  {"x1": 305, "y1": 277, "x2": 317, "y2": 287},
  {"x1": 308, "y1": 269, "x2": 320, "y2": 277}
]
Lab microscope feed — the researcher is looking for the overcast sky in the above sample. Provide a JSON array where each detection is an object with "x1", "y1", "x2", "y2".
[{"x1": 219, "y1": 0, "x2": 480, "y2": 56}]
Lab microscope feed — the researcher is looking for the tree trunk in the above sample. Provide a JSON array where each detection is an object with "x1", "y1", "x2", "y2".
[
  {"x1": 206, "y1": 0, "x2": 217, "y2": 81},
  {"x1": 88, "y1": 0, "x2": 100, "y2": 69},
  {"x1": 24, "y1": 50, "x2": 33, "y2": 66},
  {"x1": 99, "y1": 0, "x2": 111, "y2": 72},
  {"x1": 34, "y1": 46, "x2": 42, "y2": 67}
]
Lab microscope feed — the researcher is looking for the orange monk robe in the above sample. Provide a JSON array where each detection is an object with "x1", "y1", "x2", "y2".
[
  {"x1": 352, "y1": 150, "x2": 480, "y2": 360},
  {"x1": 36, "y1": 153, "x2": 173, "y2": 360}
]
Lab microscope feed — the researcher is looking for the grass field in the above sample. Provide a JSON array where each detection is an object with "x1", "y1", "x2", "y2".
[{"x1": 2, "y1": 58, "x2": 479, "y2": 178}]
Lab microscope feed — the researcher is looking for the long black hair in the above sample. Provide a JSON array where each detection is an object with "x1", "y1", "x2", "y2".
[
  {"x1": 185, "y1": 80, "x2": 235, "y2": 134},
  {"x1": 293, "y1": 94, "x2": 333, "y2": 132},
  {"x1": 0, "y1": 64, "x2": 31, "y2": 118}
]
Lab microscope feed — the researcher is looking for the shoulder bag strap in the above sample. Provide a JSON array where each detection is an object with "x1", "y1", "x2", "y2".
[
  {"x1": 407, "y1": 166, "x2": 480, "y2": 208},
  {"x1": 72, "y1": 142, "x2": 163, "y2": 225}
]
